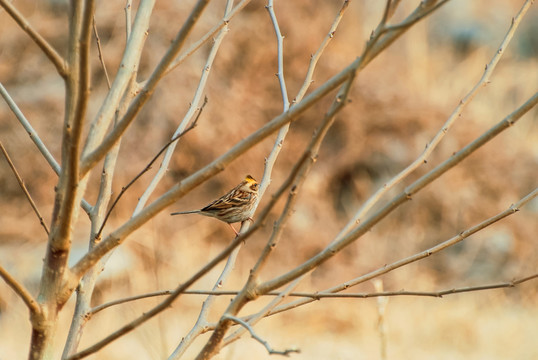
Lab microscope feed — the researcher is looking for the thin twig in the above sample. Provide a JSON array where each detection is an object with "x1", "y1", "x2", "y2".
[
  {"x1": 222, "y1": 315, "x2": 300, "y2": 356},
  {"x1": 87, "y1": 273, "x2": 538, "y2": 314},
  {"x1": 162, "y1": 0, "x2": 252, "y2": 79},
  {"x1": 292, "y1": 0, "x2": 350, "y2": 104},
  {"x1": 0, "y1": 0, "x2": 67, "y2": 77},
  {"x1": 94, "y1": 98, "x2": 206, "y2": 240},
  {"x1": 233, "y1": 0, "x2": 294, "y2": 242},
  {"x1": 384, "y1": 0, "x2": 451, "y2": 32},
  {"x1": 361, "y1": 0, "x2": 451, "y2": 68},
  {"x1": 93, "y1": 16, "x2": 111, "y2": 89},
  {"x1": 0, "y1": 264, "x2": 40, "y2": 315},
  {"x1": 223, "y1": 276, "x2": 306, "y2": 346},
  {"x1": 380, "y1": 0, "x2": 393, "y2": 26},
  {"x1": 0, "y1": 141, "x2": 50, "y2": 235}
]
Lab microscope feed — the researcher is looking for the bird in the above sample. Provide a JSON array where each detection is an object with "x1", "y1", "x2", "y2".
[{"x1": 171, "y1": 175, "x2": 259, "y2": 235}]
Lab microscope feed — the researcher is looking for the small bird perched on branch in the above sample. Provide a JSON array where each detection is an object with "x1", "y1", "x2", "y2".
[{"x1": 171, "y1": 175, "x2": 259, "y2": 235}]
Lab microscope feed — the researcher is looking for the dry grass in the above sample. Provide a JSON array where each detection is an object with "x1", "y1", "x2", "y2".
[{"x1": 0, "y1": 0, "x2": 537, "y2": 358}]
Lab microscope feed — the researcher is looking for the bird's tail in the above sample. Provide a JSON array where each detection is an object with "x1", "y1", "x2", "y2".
[{"x1": 170, "y1": 210, "x2": 200, "y2": 216}]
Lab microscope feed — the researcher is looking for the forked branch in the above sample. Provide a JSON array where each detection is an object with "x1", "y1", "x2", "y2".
[{"x1": 223, "y1": 315, "x2": 300, "y2": 356}]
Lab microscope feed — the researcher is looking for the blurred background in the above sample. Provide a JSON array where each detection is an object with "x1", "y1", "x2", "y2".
[{"x1": 0, "y1": 0, "x2": 537, "y2": 359}]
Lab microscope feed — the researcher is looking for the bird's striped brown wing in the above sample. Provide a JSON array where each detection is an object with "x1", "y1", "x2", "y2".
[{"x1": 201, "y1": 189, "x2": 252, "y2": 212}]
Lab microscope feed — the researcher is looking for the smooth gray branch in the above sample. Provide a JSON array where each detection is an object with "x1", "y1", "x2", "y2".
[{"x1": 0, "y1": 83, "x2": 92, "y2": 214}]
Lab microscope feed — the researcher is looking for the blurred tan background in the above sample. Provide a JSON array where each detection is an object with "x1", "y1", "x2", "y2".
[{"x1": 1, "y1": 0, "x2": 537, "y2": 359}]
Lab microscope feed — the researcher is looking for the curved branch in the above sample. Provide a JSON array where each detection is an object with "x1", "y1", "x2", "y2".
[
  {"x1": 0, "y1": 0, "x2": 67, "y2": 77},
  {"x1": 0, "y1": 264, "x2": 40, "y2": 315}
]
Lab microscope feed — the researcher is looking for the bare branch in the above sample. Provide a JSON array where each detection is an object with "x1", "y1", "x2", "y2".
[
  {"x1": 162, "y1": 0, "x2": 252, "y2": 79},
  {"x1": 257, "y1": 0, "x2": 291, "y2": 197},
  {"x1": 0, "y1": 141, "x2": 50, "y2": 235},
  {"x1": 133, "y1": 0, "x2": 233, "y2": 214},
  {"x1": 86, "y1": 273, "x2": 538, "y2": 314},
  {"x1": 0, "y1": 0, "x2": 67, "y2": 77},
  {"x1": 265, "y1": 188, "x2": 538, "y2": 316},
  {"x1": 68, "y1": 0, "x2": 464, "y2": 301},
  {"x1": 223, "y1": 276, "x2": 306, "y2": 346},
  {"x1": 361, "y1": 0, "x2": 451, "y2": 68},
  {"x1": 384, "y1": 0, "x2": 451, "y2": 32},
  {"x1": 265, "y1": 0, "x2": 289, "y2": 109},
  {"x1": 45, "y1": 0, "x2": 95, "y2": 267},
  {"x1": 292, "y1": 0, "x2": 350, "y2": 104},
  {"x1": 80, "y1": 0, "x2": 156, "y2": 176},
  {"x1": 0, "y1": 83, "x2": 92, "y2": 214},
  {"x1": 268, "y1": 274, "x2": 538, "y2": 299},
  {"x1": 32, "y1": 2, "x2": 95, "y2": 356},
  {"x1": 125, "y1": 0, "x2": 132, "y2": 39},
  {"x1": 62, "y1": 50, "x2": 140, "y2": 356},
  {"x1": 80, "y1": 0, "x2": 212, "y2": 176},
  {"x1": 257, "y1": 92, "x2": 538, "y2": 295},
  {"x1": 92, "y1": 17, "x2": 111, "y2": 89},
  {"x1": 335, "y1": 0, "x2": 534, "y2": 241},
  {"x1": 222, "y1": 315, "x2": 300, "y2": 356},
  {"x1": 0, "y1": 264, "x2": 40, "y2": 315}
]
